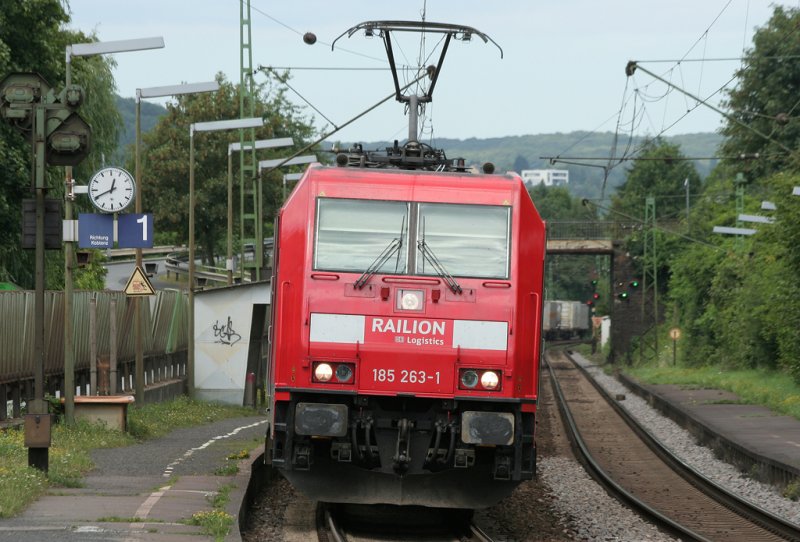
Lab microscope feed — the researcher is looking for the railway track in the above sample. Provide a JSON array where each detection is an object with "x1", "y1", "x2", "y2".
[
  {"x1": 316, "y1": 503, "x2": 494, "y2": 542},
  {"x1": 318, "y1": 503, "x2": 495, "y2": 542},
  {"x1": 545, "y1": 350, "x2": 800, "y2": 542}
]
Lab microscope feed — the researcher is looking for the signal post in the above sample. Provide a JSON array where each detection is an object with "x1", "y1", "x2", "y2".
[{"x1": 0, "y1": 72, "x2": 91, "y2": 470}]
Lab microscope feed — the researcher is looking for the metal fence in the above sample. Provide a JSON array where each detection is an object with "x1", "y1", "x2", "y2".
[
  {"x1": 547, "y1": 220, "x2": 685, "y2": 241},
  {"x1": 547, "y1": 221, "x2": 642, "y2": 240},
  {"x1": 0, "y1": 289, "x2": 188, "y2": 421}
]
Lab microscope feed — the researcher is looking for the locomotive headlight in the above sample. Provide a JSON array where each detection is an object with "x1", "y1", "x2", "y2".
[
  {"x1": 335, "y1": 363, "x2": 354, "y2": 383},
  {"x1": 460, "y1": 369, "x2": 479, "y2": 389},
  {"x1": 480, "y1": 370, "x2": 500, "y2": 390},
  {"x1": 314, "y1": 362, "x2": 333, "y2": 382},
  {"x1": 397, "y1": 289, "x2": 424, "y2": 311}
]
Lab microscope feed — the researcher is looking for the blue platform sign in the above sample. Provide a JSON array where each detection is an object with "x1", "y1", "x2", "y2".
[
  {"x1": 118, "y1": 213, "x2": 154, "y2": 248},
  {"x1": 78, "y1": 213, "x2": 114, "y2": 248}
]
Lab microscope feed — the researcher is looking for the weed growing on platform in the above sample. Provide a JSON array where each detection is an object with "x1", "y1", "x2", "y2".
[
  {"x1": 188, "y1": 509, "x2": 234, "y2": 541},
  {"x1": 0, "y1": 397, "x2": 258, "y2": 518},
  {"x1": 185, "y1": 483, "x2": 236, "y2": 539},
  {"x1": 0, "y1": 428, "x2": 46, "y2": 517}
]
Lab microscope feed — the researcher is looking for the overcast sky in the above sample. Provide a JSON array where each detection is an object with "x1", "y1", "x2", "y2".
[{"x1": 66, "y1": 1, "x2": 795, "y2": 146}]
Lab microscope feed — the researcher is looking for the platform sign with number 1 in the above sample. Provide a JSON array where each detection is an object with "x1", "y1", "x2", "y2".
[{"x1": 117, "y1": 213, "x2": 153, "y2": 248}]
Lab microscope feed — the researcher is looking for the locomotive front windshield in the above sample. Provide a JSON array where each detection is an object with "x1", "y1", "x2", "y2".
[
  {"x1": 314, "y1": 199, "x2": 409, "y2": 273},
  {"x1": 314, "y1": 198, "x2": 510, "y2": 279}
]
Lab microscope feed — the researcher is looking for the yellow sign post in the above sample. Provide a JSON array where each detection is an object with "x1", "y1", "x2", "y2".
[{"x1": 669, "y1": 327, "x2": 681, "y2": 365}]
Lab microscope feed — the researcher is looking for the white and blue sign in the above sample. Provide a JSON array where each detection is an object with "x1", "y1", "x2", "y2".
[
  {"x1": 78, "y1": 213, "x2": 113, "y2": 248},
  {"x1": 118, "y1": 213, "x2": 154, "y2": 248}
]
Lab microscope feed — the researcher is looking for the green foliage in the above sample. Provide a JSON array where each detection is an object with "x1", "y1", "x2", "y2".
[
  {"x1": 528, "y1": 185, "x2": 605, "y2": 305},
  {"x1": 139, "y1": 72, "x2": 317, "y2": 266},
  {"x1": 627, "y1": 365, "x2": 800, "y2": 421},
  {"x1": 73, "y1": 250, "x2": 108, "y2": 290},
  {"x1": 0, "y1": 397, "x2": 260, "y2": 518},
  {"x1": 720, "y1": 6, "x2": 800, "y2": 180},
  {"x1": 0, "y1": 1, "x2": 122, "y2": 289},
  {"x1": 528, "y1": 184, "x2": 594, "y2": 221},
  {"x1": 784, "y1": 480, "x2": 800, "y2": 501},
  {"x1": 126, "y1": 396, "x2": 256, "y2": 440},
  {"x1": 666, "y1": 171, "x2": 800, "y2": 382},
  {"x1": 187, "y1": 509, "x2": 234, "y2": 541},
  {"x1": 611, "y1": 138, "x2": 702, "y2": 223}
]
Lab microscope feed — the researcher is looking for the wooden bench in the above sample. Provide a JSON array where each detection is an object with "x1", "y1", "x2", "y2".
[{"x1": 62, "y1": 395, "x2": 135, "y2": 431}]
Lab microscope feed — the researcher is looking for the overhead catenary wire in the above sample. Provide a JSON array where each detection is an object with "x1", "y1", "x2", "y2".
[{"x1": 549, "y1": 1, "x2": 772, "y2": 184}]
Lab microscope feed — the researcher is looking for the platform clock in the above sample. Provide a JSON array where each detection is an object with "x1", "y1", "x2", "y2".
[{"x1": 88, "y1": 166, "x2": 136, "y2": 213}]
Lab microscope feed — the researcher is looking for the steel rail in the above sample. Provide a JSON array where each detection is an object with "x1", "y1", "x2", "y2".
[
  {"x1": 562, "y1": 351, "x2": 800, "y2": 542},
  {"x1": 545, "y1": 352, "x2": 710, "y2": 541}
]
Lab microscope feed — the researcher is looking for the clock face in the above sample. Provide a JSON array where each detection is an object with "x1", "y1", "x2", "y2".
[{"x1": 88, "y1": 167, "x2": 136, "y2": 213}]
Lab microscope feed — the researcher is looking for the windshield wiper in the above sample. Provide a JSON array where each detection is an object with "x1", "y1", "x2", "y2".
[
  {"x1": 417, "y1": 239, "x2": 462, "y2": 294},
  {"x1": 354, "y1": 238, "x2": 401, "y2": 289},
  {"x1": 354, "y1": 215, "x2": 406, "y2": 290}
]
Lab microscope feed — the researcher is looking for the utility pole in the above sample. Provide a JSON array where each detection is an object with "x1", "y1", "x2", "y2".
[
  {"x1": 240, "y1": 0, "x2": 261, "y2": 281},
  {"x1": 640, "y1": 196, "x2": 658, "y2": 363}
]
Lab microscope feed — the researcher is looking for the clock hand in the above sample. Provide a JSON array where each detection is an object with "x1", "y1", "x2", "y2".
[{"x1": 95, "y1": 179, "x2": 117, "y2": 198}]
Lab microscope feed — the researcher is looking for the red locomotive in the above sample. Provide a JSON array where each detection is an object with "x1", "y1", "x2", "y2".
[{"x1": 265, "y1": 21, "x2": 546, "y2": 508}]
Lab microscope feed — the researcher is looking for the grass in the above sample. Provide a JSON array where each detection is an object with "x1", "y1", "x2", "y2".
[
  {"x1": 624, "y1": 365, "x2": 800, "y2": 421},
  {"x1": 563, "y1": 341, "x2": 800, "y2": 421},
  {"x1": 187, "y1": 509, "x2": 235, "y2": 541},
  {"x1": 185, "y1": 483, "x2": 236, "y2": 541},
  {"x1": 0, "y1": 396, "x2": 259, "y2": 518}
]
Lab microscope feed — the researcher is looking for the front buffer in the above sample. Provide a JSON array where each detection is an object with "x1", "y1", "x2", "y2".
[{"x1": 268, "y1": 391, "x2": 536, "y2": 508}]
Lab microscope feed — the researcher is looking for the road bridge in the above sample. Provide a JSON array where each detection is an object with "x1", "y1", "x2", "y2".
[{"x1": 545, "y1": 220, "x2": 646, "y2": 363}]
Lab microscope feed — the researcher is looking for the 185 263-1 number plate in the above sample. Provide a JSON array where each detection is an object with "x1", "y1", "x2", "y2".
[{"x1": 365, "y1": 365, "x2": 453, "y2": 393}]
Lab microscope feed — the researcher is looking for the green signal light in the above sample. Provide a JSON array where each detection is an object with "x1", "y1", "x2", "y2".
[
  {"x1": 618, "y1": 292, "x2": 629, "y2": 300},
  {"x1": 629, "y1": 280, "x2": 640, "y2": 288}
]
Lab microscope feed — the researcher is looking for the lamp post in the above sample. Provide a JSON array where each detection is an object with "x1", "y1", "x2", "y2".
[
  {"x1": 282, "y1": 173, "x2": 303, "y2": 201},
  {"x1": 63, "y1": 37, "x2": 164, "y2": 426},
  {"x1": 188, "y1": 117, "x2": 265, "y2": 396},
  {"x1": 226, "y1": 138, "x2": 293, "y2": 285},
  {"x1": 258, "y1": 155, "x2": 316, "y2": 201},
  {"x1": 134, "y1": 81, "x2": 218, "y2": 404}
]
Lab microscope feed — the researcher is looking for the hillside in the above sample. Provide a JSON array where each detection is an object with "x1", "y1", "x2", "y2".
[
  {"x1": 114, "y1": 95, "x2": 723, "y2": 201},
  {"x1": 114, "y1": 95, "x2": 169, "y2": 163},
  {"x1": 357, "y1": 132, "x2": 723, "y2": 200}
]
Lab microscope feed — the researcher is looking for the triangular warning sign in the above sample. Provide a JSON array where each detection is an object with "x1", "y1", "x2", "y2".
[{"x1": 124, "y1": 266, "x2": 156, "y2": 296}]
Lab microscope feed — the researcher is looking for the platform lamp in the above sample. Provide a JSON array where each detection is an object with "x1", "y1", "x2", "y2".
[
  {"x1": 188, "y1": 117, "x2": 266, "y2": 397},
  {"x1": 63, "y1": 37, "x2": 164, "y2": 428},
  {"x1": 134, "y1": 81, "x2": 219, "y2": 404},
  {"x1": 226, "y1": 138, "x2": 294, "y2": 285}
]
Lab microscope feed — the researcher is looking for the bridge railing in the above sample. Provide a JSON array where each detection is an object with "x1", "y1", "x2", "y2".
[
  {"x1": 547, "y1": 220, "x2": 684, "y2": 240},
  {"x1": 547, "y1": 221, "x2": 642, "y2": 240}
]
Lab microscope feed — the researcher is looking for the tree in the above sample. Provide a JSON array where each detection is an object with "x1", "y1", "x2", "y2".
[
  {"x1": 528, "y1": 185, "x2": 602, "y2": 306},
  {"x1": 512, "y1": 154, "x2": 529, "y2": 173},
  {"x1": 611, "y1": 138, "x2": 701, "y2": 223},
  {"x1": 139, "y1": 73, "x2": 316, "y2": 265},
  {"x1": 0, "y1": 0, "x2": 121, "y2": 289},
  {"x1": 720, "y1": 6, "x2": 800, "y2": 180}
]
